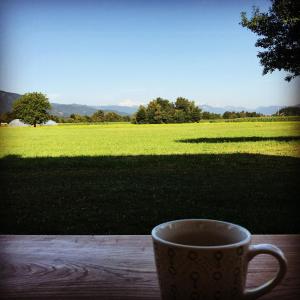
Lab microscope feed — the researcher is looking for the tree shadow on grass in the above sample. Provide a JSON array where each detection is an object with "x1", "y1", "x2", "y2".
[
  {"x1": 0, "y1": 153, "x2": 299, "y2": 234},
  {"x1": 177, "y1": 136, "x2": 300, "y2": 143}
]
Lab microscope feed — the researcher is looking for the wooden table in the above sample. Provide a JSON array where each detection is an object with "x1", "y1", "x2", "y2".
[{"x1": 0, "y1": 235, "x2": 299, "y2": 299}]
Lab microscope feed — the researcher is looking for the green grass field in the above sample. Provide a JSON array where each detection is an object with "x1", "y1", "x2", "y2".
[
  {"x1": 1, "y1": 122, "x2": 300, "y2": 157},
  {"x1": 1, "y1": 122, "x2": 300, "y2": 234}
]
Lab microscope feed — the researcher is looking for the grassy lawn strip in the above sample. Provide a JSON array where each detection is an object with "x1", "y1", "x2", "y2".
[
  {"x1": 1, "y1": 153, "x2": 299, "y2": 234},
  {"x1": 1, "y1": 122, "x2": 300, "y2": 157}
]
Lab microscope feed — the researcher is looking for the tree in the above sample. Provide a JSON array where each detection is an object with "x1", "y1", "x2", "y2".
[
  {"x1": 83, "y1": 115, "x2": 92, "y2": 122},
  {"x1": 134, "y1": 97, "x2": 202, "y2": 124},
  {"x1": 122, "y1": 115, "x2": 131, "y2": 122},
  {"x1": 104, "y1": 112, "x2": 123, "y2": 122},
  {"x1": 13, "y1": 92, "x2": 51, "y2": 127},
  {"x1": 223, "y1": 111, "x2": 238, "y2": 119},
  {"x1": 49, "y1": 114, "x2": 60, "y2": 123},
  {"x1": 175, "y1": 97, "x2": 191, "y2": 113},
  {"x1": 190, "y1": 106, "x2": 201, "y2": 122},
  {"x1": 91, "y1": 110, "x2": 105, "y2": 122},
  {"x1": 174, "y1": 110, "x2": 186, "y2": 123},
  {"x1": 240, "y1": 0, "x2": 300, "y2": 81},
  {"x1": 135, "y1": 105, "x2": 147, "y2": 124},
  {"x1": 156, "y1": 98, "x2": 175, "y2": 123},
  {"x1": 201, "y1": 111, "x2": 222, "y2": 119},
  {"x1": 146, "y1": 100, "x2": 163, "y2": 123},
  {"x1": 70, "y1": 113, "x2": 85, "y2": 122},
  {"x1": 174, "y1": 97, "x2": 201, "y2": 122},
  {"x1": 237, "y1": 111, "x2": 247, "y2": 118}
]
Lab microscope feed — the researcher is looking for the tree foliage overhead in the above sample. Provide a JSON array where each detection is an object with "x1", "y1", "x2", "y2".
[
  {"x1": 12, "y1": 92, "x2": 51, "y2": 127},
  {"x1": 240, "y1": 0, "x2": 300, "y2": 81}
]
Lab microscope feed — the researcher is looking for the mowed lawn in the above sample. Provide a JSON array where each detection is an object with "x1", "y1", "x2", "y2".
[
  {"x1": 1, "y1": 122, "x2": 300, "y2": 157},
  {"x1": 1, "y1": 122, "x2": 300, "y2": 234}
]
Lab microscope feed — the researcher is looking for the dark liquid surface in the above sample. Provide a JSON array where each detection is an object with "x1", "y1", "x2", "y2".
[{"x1": 168, "y1": 231, "x2": 238, "y2": 246}]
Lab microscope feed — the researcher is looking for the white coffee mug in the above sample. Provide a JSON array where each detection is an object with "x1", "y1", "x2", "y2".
[{"x1": 152, "y1": 219, "x2": 287, "y2": 300}]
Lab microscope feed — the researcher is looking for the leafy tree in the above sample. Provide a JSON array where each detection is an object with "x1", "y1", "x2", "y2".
[
  {"x1": 122, "y1": 115, "x2": 131, "y2": 122},
  {"x1": 135, "y1": 105, "x2": 147, "y2": 124},
  {"x1": 202, "y1": 111, "x2": 222, "y2": 119},
  {"x1": 190, "y1": 106, "x2": 201, "y2": 122},
  {"x1": 49, "y1": 114, "x2": 60, "y2": 123},
  {"x1": 246, "y1": 111, "x2": 263, "y2": 118},
  {"x1": 104, "y1": 112, "x2": 123, "y2": 122},
  {"x1": 223, "y1": 111, "x2": 238, "y2": 119},
  {"x1": 146, "y1": 100, "x2": 163, "y2": 123},
  {"x1": 244, "y1": 111, "x2": 263, "y2": 117},
  {"x1": 174, "y1": 97, "x2": 201, "y2": 122},
  {"x1": 70, "y1": 113, "x2": 86, "y2": 122},
  {"x1": 240, "y1": 0, "x2": 300, "y2": 81},
  {"x1": 135, "y1": 97, "x2": 202, "y2": 124},
  {"x1": 175, "y1": 97, "x2": 191, "y2": 113},
  {"x1": 156, "y1": 98, "x2": 173, "y2": 110},
  {"x1": 156, "y1": 98, "x2": 175, "y2": 123},
  {"x1": 237, "y1": 111, "x2": 247, "y2": 118},
  {"x1": 13, "y1": 92, "x2": 51, "y2": 127},
  {"x1": 174, "y1": 110, "x2": 187, "y2": 123},
  {"x1": 91, "y1": 110, "x2": 105, "y2": 122},
  {"x1": 223, "y1": 110, "x2": 264, "y2": 119},
  {"x1": 84, "y1": 115, "x2": 92, "y2": 122}
]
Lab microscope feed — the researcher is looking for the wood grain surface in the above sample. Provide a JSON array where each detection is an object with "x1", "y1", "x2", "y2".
[{"x1": 0, "y1": 235, "x2": 299, "y2": 299}]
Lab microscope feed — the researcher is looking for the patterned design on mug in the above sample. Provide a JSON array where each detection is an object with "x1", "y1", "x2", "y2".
[
  {"x1": 188, "y1": 250, "x2": 198, "y2": 261},
  {"x1": 153, "y1": 244, "x2": 248, "y2": 300},
  {"x1": 214, "y1": 250, "x2": 223, "y2": 268},
  {"x1": 190, "y1": 291, "x2": 200, "y2": 300},
  {"x1": 213, "y1": 271, "x2": 222, "y2": 281},
  {"x1": 190, "y1": 271, "x2": 200, "y2": 289},
  {"x1": 214, "y1": 290, "x2": 222, "y2": 300},
  {"x1": 168, "y1": 248, "x2": 176, "y2": 275},
  {"x1": 214, "y1": 251, "x2": 223, "y2": 261},
  {"x1": 188, "y1": 252, "x2": 211, "y2": 273},
  {"x1": 231, "y1": 287, "x2": 239, "y2": 298}
]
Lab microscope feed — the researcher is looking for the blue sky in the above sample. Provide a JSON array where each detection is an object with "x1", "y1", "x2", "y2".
[{"x1": 0, "y1": 0, "x2": 299, "y2": 108}]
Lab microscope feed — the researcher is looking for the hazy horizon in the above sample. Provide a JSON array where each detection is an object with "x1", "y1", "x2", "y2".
[{"x1": 1, "y1": 0, "x2": 299, "y2": 108}]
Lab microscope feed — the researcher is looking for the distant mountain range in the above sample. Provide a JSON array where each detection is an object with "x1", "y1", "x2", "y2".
[
  {"x1": 0, "y1": 91, "x2": 21, "y2": 114},
  {"x1": 199, "y1": 104, "x2": 287, "y2": 115},
  {"x1": 51, "y1": 103, "x2": 131, "y2": 117},
  {"x1": 0, "y1": 90, "x2": 298, "y2": 117},
  {"x1": 0, "y1": 91, "x2": 134, "y2": 116}
]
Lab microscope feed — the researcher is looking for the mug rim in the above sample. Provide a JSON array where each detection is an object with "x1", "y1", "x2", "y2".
[{"x1": 151, "y1": 219, "x2": 251, "y2": 249}]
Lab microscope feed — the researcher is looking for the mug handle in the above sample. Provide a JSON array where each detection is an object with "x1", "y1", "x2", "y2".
[{"x1": 243, "y1": 244, "x2": 287, "y2": 300}]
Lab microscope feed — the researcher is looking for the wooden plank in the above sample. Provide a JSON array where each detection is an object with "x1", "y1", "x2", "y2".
[{"x1": 0, "y1": 235, "x2": 299, "y2": 299}]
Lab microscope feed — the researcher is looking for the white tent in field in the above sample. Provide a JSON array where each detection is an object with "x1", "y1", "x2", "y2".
[
  {"x1": 9, "y1": 119, "x2": 29, "y2": 127},
  {"x1": 44, "y1": 120, "x2": 58, "y2": 126}
]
